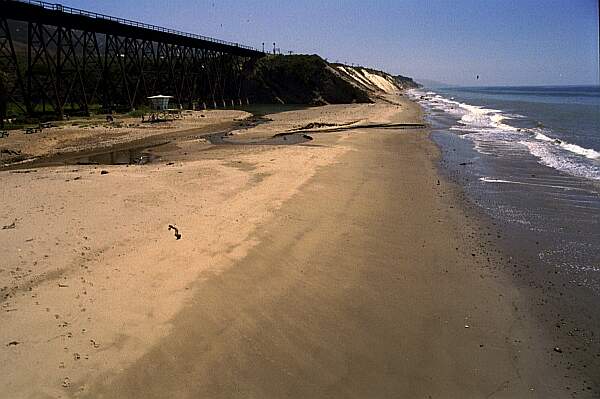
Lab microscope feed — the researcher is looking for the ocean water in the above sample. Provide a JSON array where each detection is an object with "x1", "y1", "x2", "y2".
[
  {"x1": 409, "y1": 86, "x2": 600, "y2": 293},
  {"x1": 416, "y1": 86, "x2": 600, "y2": 179}
]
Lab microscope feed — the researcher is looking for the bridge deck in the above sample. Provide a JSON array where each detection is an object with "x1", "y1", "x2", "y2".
[{"x1": 0, "y1": 0, "x2": 263, "y2": 57}]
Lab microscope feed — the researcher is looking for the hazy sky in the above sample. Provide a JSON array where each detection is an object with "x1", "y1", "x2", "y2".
[{"x1": 60, "y1": 0, "x2": 599, "y2": 86}]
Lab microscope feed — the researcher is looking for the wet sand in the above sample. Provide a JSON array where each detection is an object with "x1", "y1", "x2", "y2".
[{"x1": 0, "y1": 96, "x2": 580, "y2": 398}]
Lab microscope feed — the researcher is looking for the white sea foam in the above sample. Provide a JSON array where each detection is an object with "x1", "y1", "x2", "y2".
[
  {"x1": 534, "y1": 131, "x2": 600, "y2": 159},
  {"x1": 410, "y1": 89, "x2": 600, "y2": 181},
  {"x1": 479, "y1": 177, "x2": 516, "y2": 184},
  {"x1": 479, "y1": 177, "x2": 591, "y2": 191},
  {"x1": 520, "y1": 140, "x2": 600, "y2": 180},
  {"x1": 535, "y1": 132, "x2": 554, "y2": 142}
]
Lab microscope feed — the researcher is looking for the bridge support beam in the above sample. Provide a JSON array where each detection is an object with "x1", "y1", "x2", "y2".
[{"x1": 0, "y1": 1, "x2": 262, "y2": 119}]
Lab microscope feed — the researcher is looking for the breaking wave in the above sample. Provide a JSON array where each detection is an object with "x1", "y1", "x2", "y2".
[{"x1": 409, "y1": 89, "x2": 600, "y2": 180}]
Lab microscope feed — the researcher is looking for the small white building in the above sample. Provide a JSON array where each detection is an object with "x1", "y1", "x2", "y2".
[{"x1": 147, "y1": 95, "x2": 173, "y2": 111}]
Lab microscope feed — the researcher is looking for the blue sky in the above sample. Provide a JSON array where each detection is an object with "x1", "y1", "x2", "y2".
[{"x1": 60, "y1": 0, "x2": 599, "y2": 86}]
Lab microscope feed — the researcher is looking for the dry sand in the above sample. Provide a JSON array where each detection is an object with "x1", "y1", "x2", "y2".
[
  {"x1": 0, "y1": 95, "x2": 576, "y2": 398},
  {"x1": 0, "y1": 110, "x2": 250, "y2": 164}
]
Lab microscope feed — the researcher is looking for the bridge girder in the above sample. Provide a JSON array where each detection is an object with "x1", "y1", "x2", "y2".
[{"x1": 0, "y1": 1, "x2": 263, "y2": 117}]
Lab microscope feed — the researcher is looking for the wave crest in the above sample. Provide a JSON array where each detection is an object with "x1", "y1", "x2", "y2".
[{"x1": 410, "y1": 89, "x2": 600, "y2": 180}]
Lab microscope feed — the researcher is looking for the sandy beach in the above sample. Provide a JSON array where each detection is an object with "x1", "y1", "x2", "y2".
[{"x1": 0, "y1": 94, "x2": 588, "y2": 398}]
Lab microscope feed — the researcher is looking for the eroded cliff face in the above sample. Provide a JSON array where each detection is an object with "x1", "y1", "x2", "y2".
[
  {"x1": 245, "y1": 55, "x2": 370, "y2": 105},
  {"x1": 245, "y1": 54, "x2": 418, "y2": 105},
  {"x1": 332, "y1": 65, "x2": 421, "y2": 93},
  {"x1": 334, "y1": 65, "x2": 402, "y2": 94}
]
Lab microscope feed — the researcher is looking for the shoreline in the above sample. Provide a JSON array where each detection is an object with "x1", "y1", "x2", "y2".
[
  {"x1": 0, "y1": 94, "x2": 592, "y2": 397},
  {"x1": 431, "y1": 140, "x2": 600, "y2": 396},
  {"x1": 420, "y1": 88, "x2": 600, "y2": 396}
]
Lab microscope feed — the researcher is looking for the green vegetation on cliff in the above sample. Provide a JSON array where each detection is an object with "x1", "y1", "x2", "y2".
[
  {"x1": 393, "y1": 74, "x2": 421, "y2": 89},
  {"x1": 246, "y1": 55, "x2": 372, "y2": 105}
]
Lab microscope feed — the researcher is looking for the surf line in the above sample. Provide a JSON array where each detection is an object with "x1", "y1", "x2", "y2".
[{"x1": 479, "y1": 177, "x2": 593, "y2": 192}]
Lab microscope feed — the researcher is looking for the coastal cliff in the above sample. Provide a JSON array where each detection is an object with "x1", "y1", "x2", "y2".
[
  {"x1": 393, "y1": 74, "x2": 420, "y2": 90},
  {"x1": 245, "y1": 54, "x2": 418, "y2": 105}
]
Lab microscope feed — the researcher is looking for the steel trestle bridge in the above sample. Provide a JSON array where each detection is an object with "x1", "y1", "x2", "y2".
[{"x1": 0, "y1": 0, "x2": 265, "y2": 117}]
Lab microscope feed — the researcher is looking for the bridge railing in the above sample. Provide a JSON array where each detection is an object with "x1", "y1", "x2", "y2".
[{"x1": 12, "y1": 0, "x2": 262, "y2": 52}]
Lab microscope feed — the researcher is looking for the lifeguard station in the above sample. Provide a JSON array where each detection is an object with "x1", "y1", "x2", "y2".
[
  {"x1": 148, "y1": 95, "x2": 173, "y2": 111},
  {"x1": 146, "y1": 95, "x2": 179, "y2": 122}
]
